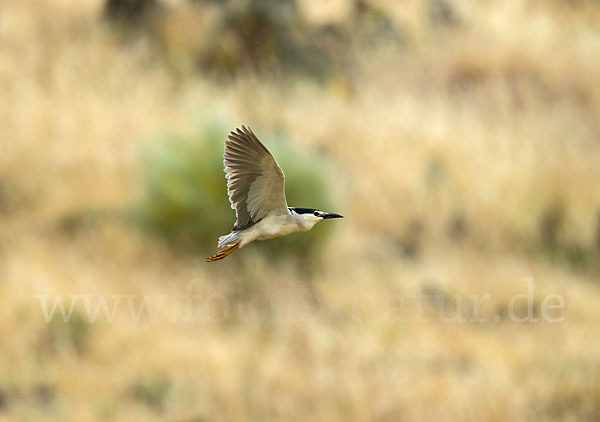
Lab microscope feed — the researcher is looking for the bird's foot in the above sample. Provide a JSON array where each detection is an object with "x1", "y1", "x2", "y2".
[{"x1": 206, "y1": 243, "x2": 239, "y2": 262}]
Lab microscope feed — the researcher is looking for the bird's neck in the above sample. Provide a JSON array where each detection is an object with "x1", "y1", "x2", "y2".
[{"x1": 292, "y1": 213, "x2": 319, "y2": 231}]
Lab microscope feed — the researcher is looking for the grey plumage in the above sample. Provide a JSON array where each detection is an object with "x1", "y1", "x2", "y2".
[{"x1": 224, "y1": 126, "x2": 289, "y2": 230}]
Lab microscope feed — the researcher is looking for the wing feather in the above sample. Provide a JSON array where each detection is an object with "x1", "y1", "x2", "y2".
[{"x1": 223, "y1": 126, "x2": 289, "y2": 230}]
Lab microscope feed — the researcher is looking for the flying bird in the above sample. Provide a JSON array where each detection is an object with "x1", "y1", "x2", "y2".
[{"x1": 207, "y1": 126, "x2": 343, "y2": 262}]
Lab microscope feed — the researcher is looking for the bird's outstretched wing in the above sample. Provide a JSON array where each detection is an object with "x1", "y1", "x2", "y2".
[{"x1": 224, "y1": 126, "x2": 289, "y2": 230}]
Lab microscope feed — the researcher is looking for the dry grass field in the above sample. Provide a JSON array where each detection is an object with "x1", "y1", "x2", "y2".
[{"x1": 1, "y1": 0, "x2": 600, "y2": 420}]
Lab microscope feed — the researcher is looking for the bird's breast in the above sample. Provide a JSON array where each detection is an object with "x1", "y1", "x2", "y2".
[{"x1": 252, "y1": 214, "x2": 307, "y2": 240}]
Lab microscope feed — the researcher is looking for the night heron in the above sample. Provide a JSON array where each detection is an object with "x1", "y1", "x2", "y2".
[{"x1": 207, "y1": 126, "x2": 343, "y2": 262}]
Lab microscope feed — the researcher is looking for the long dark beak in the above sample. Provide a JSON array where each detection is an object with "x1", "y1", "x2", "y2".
[{"x1": 323, "y1": 213, "x2": 343, "y2": 219}]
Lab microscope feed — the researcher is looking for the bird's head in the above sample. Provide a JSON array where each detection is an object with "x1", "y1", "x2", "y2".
[{"x1": 289, "y1": 207, "x2": 344, "y2": 229}]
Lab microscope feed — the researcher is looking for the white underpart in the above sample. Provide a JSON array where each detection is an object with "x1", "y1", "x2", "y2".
[{"x1": 218, "y1": 212, "x2": 322, "y2": 248}]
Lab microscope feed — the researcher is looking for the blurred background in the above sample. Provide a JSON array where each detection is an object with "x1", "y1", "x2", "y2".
[{"x1": 2, "y1": 0, "x2": 600, "y2": 420}]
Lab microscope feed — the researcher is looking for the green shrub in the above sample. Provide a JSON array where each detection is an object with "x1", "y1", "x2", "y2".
[
  {"x1": 45, "y1": 311, "x2": 91, "y2": 356},
  {"x1": 128, "y1": 374, "x2": 171, "y2": 411},
  {"x1": 134, "y1": 119, "x2": 335, "y2": 261}
]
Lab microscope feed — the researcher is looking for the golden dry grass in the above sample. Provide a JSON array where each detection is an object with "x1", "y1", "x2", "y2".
[{"x1": 1, "y1": 0, "x2": 600, "y2": 421}]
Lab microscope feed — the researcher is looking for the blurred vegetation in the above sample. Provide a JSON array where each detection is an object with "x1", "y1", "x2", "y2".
[
  {"x1": 128, "y1": 374, "x2": 172, "y2": 411},
  {"x1": 44, "y1": 312, "x2": 91, "y2": 356},
  {"x1": 103, "y1": 0, "x2": 403, "y2": 80},
  {"x1": 134, "y1": 118, "x2": 334, "y2": 261},
  {"x1": 537, "y1": 200, "x2": 598, "y2": 273},
  {"x1": 104, "y1": 0, "x2": 161, "y2": 26}
]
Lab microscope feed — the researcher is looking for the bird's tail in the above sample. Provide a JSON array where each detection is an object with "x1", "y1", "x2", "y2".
[
  {"x1": 218, "y1": 231, "x2": 242, "y2": 248},
  {"x1": 206, "y1": 243, "x2": 239, "y2": 262}
]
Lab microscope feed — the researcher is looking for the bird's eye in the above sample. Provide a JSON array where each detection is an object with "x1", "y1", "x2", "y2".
[{"x1": 314, "y1": 211, "x2": 320, "y2": 217}]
